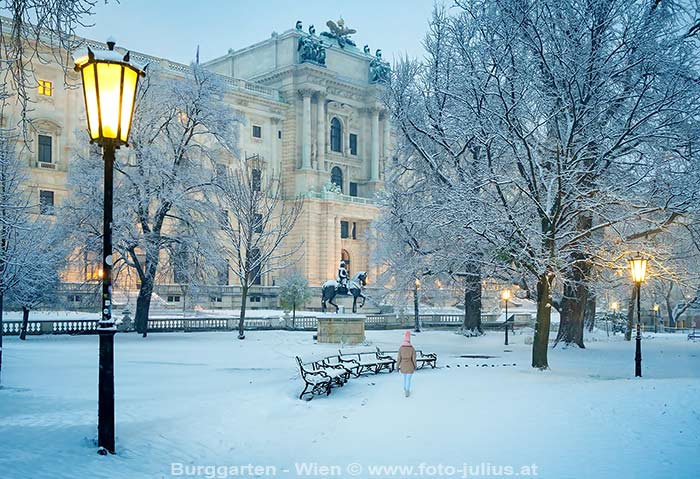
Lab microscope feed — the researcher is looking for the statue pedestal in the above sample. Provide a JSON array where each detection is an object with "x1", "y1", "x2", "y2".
[{"x1": 317, "y1": 314, "x2": 366, "y2": 344}]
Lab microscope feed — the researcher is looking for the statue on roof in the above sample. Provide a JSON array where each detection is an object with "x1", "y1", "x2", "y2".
[
  {"x1": 298, "y1": 27, "x2": 328, "y2": 66},
  {"x1": 320, "y1": 18, "x2": 357, "y2": 49},
  {"x1": 369, "y1": 49, "x2": 390, "y2": 83}
]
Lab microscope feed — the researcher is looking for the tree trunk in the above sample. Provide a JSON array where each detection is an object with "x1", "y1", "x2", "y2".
[
  {"x1": 135, "y1": 277, "x2": 155, "y2": 338},
  {"x1": 665, "y1": 297, "x2": 674, "y2": 328},
  {"x1": 19, "y1": 307, "x2": 29, "y2": 340},
  {"x1": 462, "y1": 272, "x2": 482, "y2": 335},
  {"x1": 292, "y1": 300, "x2": 296, "y2": 330},
  {"x1": 557, "y1": 282, "x2": 586, "y2": 348},
  {"x1": 585, "y1": 294, "x2": 596, "y2": 332},
  {"x1": 556, "y1": 252, "x2": 590, "y2": 348},
  {"x1": 532, "y1": 273, "x2": 552, "y2": 369},
  {"x1": 625, "y1": 286, "x2": 636, "y2": 341},
  {"x1": 238, "y1": 283, "x2": 248, "y2": 339}
]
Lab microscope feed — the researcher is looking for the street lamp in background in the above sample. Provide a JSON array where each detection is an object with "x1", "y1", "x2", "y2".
[
  {"x1": 413, "y1": 279, "x2": 421, "y2": 332},
  {"x1": 74, "y1": 39, "x2": 145, "y2": 455},
  {"x1": 628, "y1": 253, "x2": 649, "y2": 378},
  {"x1": 501, "y1": 289, "x2": 511, "y2": 345},
  {"x1": 653, "y1": 303, "x2": 660, "y2": 333}
]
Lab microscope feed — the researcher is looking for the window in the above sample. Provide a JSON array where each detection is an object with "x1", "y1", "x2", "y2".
[
  {"x1": 278, "y1": 130, "x2": 282, "y2": 139},
  {"x1": 252, "y1": 125, "x2": 262, "y2": 138},
  {"x1": 352, "y1": 222, "x2": 357, "y2": 240},
  {"x1": 253, "y1": 213, "x2": 263, "y2": 233},
  {"x1": 330, "y1": 117, "x2": 342, "y2": 153},
  {"x1": 349, "y1": 182, "x2": 358, "y2": 197},
  {"x1": 217, "y1": 260, "x2": 229, "y2": 286},
  {"x1": 349, "y1": 133, "x2": 358, "y2": 155},
  {"x1": 38, "y1": 134, "x2": 52, "y2": 164},
  {"x1": 38, "y1": 80, "x2": 52, "y2": 97},
  {"x1": 249, "y1": 248, "x2": 262, "y2": 285},
  {"x1": 250, "y1": 296, "x2": 262, "y2": 303},
  {"x1": 340, "y1": 221, "x2": 349, "y2": 239},
  {"x1": 173, "y1": 246, "x2": 189, "y2": 284},
  {"x1": 39, "y1": 190, "x2": 55, "y2": 215},
  {"x1": 252, "y1": 168, "x2": 261, "y2": 192},
  {"x1": 210, "y1": 295, "x2": 223, "y2": 303},
  {"x1": 68, "y1": 294, "x2": 81, "y2": 303},
  {"x1": 167, "y1": 295, "x2": 181, "y2": 303},
  {"x1": 331, "y1": 166, "x2": 343, "y2": 193}
]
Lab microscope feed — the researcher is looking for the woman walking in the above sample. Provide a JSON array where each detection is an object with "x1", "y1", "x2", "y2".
[{"x1": 396, "y1": 330, "x2": 417, "y2": 397}]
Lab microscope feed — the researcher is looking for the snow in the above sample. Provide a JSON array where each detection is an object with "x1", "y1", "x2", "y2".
[{"x1": 0, "y1": 329, "x2": 698, "y2": 479}]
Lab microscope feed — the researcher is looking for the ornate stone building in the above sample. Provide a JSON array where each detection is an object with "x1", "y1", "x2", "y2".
[
  {"x1": 6, "y1": 18, "x2": 391, "y2": 308},
  {"x1": 205, "y1": 21, "x2": 391, "y2": 287}
]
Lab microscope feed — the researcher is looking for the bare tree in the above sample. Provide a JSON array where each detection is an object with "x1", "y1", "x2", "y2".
[
  {"x1": 278, "y1": 269, "x2": 311, "y2": 329},
  {"x1": 65, "y1": 63, "x2": 242, "y2": 336},
  {"x1": 387, "y1": 1, "x2": 700, "y2": 369},
  {"x1": 216, "y1": 154, "x2": 303, "y2": 340}
]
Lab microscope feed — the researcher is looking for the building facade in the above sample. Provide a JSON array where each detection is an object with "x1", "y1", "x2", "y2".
[{"x1": 7, "y1": 18, "x2": 390, "y2": 308}]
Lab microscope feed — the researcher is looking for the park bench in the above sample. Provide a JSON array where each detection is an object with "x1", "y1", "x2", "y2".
[
  {"x1": 688, "y1": 329, "x2": 700, "y2": 341},
  {"x1": 337, "y1": 349, "x2": 396, "y2": 376},
  {"x1": 377, "y1": 347, "x2": 438, "y2": 370},
  {"x1": 295, "y1": 356, "x2": 351, "y2": 400}
]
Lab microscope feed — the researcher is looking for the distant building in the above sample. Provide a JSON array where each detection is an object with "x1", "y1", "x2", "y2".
[{"x1": 2, "y1": 17, "x2": 391, "y2": 309}]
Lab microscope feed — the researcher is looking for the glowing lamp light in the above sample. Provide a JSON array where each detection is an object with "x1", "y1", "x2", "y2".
[
  {"x1": 501, "y1": 289, "x2": 511, "y2": 302},
  {"x1": 628, "y1": 253, "x2": 649, "y2": 285},
  {"x1": 74, "y1": 39, "x2": 145, "y2": 145},
  {"x1": 653, "y1": 304, "x2": 660, "y2": 312}
]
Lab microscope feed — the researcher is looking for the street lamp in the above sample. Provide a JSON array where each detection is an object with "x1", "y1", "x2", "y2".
[
  {"x1": 414, "y1": 278, "x2": 421, "y2": 332},
  {"x1": 74, "y1": 39, "x2": 145, "y2": 455},
  {"x1": 653, "y1": 303, "x2": 660, "y2": 333},
  {"x1": 501, "y1": 289, "x2": 511, "y2": 346},
  {"x1": 628, "y1": 253, "x2": 649, "y2": 378}
]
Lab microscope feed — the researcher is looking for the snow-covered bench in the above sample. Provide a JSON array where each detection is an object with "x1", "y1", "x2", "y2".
[
  {"x1": 295, "y1": 356, "x2": 350, "y2": 400},
  {"x1": 377, "y1": 347, "x2": 438, "y2": 370},
  {"x1": 337, "y1": 349, "x2": 396, "y2": 376}
]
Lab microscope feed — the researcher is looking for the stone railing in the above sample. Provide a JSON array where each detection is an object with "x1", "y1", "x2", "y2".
[
  {"x1": 1, "y1": 313, "x2": 534, "y2": 336},
  {"x1": 304, "y1": 190, "x2": 378, "y2": 205}
]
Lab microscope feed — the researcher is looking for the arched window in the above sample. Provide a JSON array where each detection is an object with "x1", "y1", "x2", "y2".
[
  {"x1": 330, "y1": 117, "x2": 342, "y2": 153},
  {"x1": 331, "y1": 166, "x2": 343, "y2": 192}
]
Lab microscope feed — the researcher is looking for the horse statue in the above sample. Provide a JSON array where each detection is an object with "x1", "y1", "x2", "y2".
[{"x1": 321, "y1": 271, "x2": 368, "y2": 313}]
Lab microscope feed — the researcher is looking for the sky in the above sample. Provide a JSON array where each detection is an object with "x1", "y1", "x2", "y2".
[{"x1": 74, "y1": 0, "x2": 436, "y2": 66}]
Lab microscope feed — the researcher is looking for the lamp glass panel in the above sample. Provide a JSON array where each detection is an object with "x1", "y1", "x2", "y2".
[
  {"x1": 96, "y1": 62, "x2": 124, "y2": 139},
  {"x1": 81, "y1": 64, "x2": 100, "y2": 140},
  {"x1": 119, "y1": 67, "x2": 138, "y2": 142},
  {"x1": 629, "y1": 258, "x2": 648, "y2": 283}
]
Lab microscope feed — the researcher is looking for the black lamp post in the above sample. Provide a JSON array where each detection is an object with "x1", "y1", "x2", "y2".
[
  {"x1": 628, "y1": 253, "x2": 649, "y2": 378},
  {"x1": 501, "y1": 289, "x2": 511, "y2": 346},
  {"x1": 74, "y1": 39, "x2": 145, "y2": 454}
]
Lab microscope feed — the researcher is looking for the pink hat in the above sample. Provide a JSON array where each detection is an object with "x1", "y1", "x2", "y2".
[{"x1": 401, "y1": 330, "x2": 411, "y2": 346}]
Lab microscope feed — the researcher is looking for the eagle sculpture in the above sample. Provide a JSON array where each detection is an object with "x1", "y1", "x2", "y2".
[{"x1": 321, "y1": 18, "x2": 357, "y2": 48}]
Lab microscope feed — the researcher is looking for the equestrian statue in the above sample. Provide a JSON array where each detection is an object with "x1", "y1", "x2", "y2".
[{"x1": 321, "y1": 261, "x2": 368, "y2": 313}]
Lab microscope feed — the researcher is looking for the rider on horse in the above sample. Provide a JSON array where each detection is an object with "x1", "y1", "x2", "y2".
[{"x1": 336, "y1": 261, "x2": 349, "y2": 292}]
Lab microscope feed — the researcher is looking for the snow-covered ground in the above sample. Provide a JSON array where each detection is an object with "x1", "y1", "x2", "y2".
[{"x1": 0, "y1": 329, "x2": 698, "y2": 479}]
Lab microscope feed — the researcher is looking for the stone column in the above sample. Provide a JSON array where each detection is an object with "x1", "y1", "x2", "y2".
[
  {"x1": 300, "y1": 90, "x2": 312, "y2": 169},
  {"x1": 370, "y1": 108, "x2": 380, "y2": 181},
  {"x1": 316, "y1": 93, "x2": 325, "y2": 171},
  {"x1": 271, "y1": 118, "x2": 280, "y2": 176},
  {"x1": 382, "y1": 114, "x2": 391, "y2": 180}
]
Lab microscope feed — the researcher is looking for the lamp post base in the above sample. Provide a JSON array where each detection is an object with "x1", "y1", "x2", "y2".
[{"x1": 97, "y1": 328, "x2": 116, "y2": 454}]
